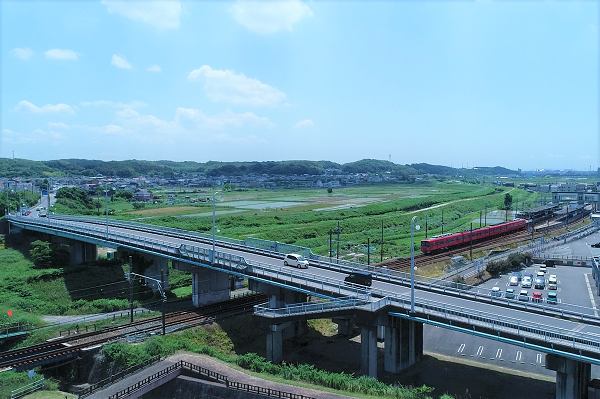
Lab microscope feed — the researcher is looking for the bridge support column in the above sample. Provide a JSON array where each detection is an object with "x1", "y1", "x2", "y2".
[
  {"x1": 360, "y1": 324, "x2": 377, "y2": 378},
  {"x1": 84, "y1": 243, "x2": 97, "y2": 262},
  {"x1": 333, "y1": 317, "x2": 355, "y2": 336},
  {"x1": 384, "y1": 317, "x2": 423, "y2": 373},
  {"x1": 143, "y1": 255, "x2": 170, "y2": 291},
  {"x1": 266, "y1": 323, "x2": 286, "y2": 364},
  {"x1": 546, "y1": 354, "x2": 591, "y2": 399},
  {"x1": 191, "y1": 268, "x2": 230, "y2": 307},
  {"x1": 69, "y1": 241, "x2": 84, "y2": 265}
]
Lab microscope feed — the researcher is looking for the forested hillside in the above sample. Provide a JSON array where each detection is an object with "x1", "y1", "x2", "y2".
[{"x1": 0, "y1": 157, "x2": 518, "y2": 178}]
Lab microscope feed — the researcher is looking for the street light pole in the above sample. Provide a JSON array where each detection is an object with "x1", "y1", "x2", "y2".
[
  {"x1": 212, "y1": 191, "x2": 222, "y2": 263},
  {"x1": 105, "y1": 189, "x2": 109, "y2": 239},
  {"x1": 410, "y1": 216, "x2": 420, "y2": 313}
]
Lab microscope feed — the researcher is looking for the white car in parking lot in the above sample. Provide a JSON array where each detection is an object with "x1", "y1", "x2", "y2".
[{"x1": 548, "y1": 274, "x2": 557, "y2": 290}]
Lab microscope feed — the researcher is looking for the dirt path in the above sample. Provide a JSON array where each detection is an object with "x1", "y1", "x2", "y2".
[{"x1": 406, "y1": 188, "x2": 515, "y2": 215}]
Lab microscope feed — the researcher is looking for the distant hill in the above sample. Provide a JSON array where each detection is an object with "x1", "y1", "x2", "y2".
[{"x1": 0, "y1": 157, "x2": 519, "y2": 179}]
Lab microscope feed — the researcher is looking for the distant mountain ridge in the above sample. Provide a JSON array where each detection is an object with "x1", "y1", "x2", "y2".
[{"x1": 0, "y1": 157, "x2": 518, "y2": 179}]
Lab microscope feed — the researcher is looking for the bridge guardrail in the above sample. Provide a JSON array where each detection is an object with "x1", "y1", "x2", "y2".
[
  {"x1": 10, "y1": 215, "x2": 600, "y2": 324},
  {"x1": 9, "y1": 216, "x2": 372, "y2": 300}
]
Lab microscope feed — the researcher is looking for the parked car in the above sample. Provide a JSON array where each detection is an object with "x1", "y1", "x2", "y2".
[
  {"x1": 534, "y1": 277, "x2": 545, "y2": 289},
  {"x1": 509, "y1": 276, "x2": 519, "y2": 286},
  {"x1": 536, "y1": 271, "x2": 545, "y2": 278},
  {"x1": 521, "y1": 277, "x2": 532, "y2": 288},
  {"x1": 592, "y1": 242, "x2": 600, "y2": 248},
  {"x1": 505, "y1": 288, "x2": 515, "y2": 299},
  {"x1": 511, "y1": 271, "x2": 522, "y2": 281},
  {"x1": 518, "y1": 290, "x2": 529, "y2": 301},
  {"x1": 532, "y1": 291, "x2": 543, "y2": 303},
  {"x1": 283, "y1": 254, "x2": 308, "y2": 269},
  {"x1": 539, "y1": 266, "x2": 547, "y2": 274},
  {"x1": 548, "y1": 274, "x2": 558, "y2": 290},
  {"x1": 547, "y1": 292, "x2": 558, "y2": 304},
  {"x1": 491, "y1": 286, "x2": 502, "y2": 297}
]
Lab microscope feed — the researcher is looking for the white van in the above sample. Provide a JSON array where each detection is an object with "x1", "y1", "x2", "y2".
[{"x1": 283, "y1": 254, "x2": 308, "y2": 269}]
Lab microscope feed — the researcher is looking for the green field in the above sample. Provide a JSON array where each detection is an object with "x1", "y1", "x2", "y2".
[{"x1": 95, "y1": 182, "x2": 539, "y2": 262}]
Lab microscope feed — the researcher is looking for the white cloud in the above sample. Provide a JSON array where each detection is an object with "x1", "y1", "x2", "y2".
[
  {"x1": 174, "y1": 107, "x2": 275, "y2": 129},
  {"x1": 44, "y1": 49, "x2": 78, "y2": 60},
  {"x1": 229, "y1": 0, "x2": 313, "y2": 34},
  {"x1": 11, "y1": 47, "x2": 33, "y2": 60},
  {"x1": 111, "y1": 54, "x2": 132, "y2": 69},
  {"x1": 148, "y1": 65, "x2": 162, "y2": 72},
  {"x1": 102, "y1": 0, "x2": 181, "y2": 30},
  {"x1": 294, "y1": 119, "x2": 314, "y2": 128},
  {"x1": 81, "y1": 100, "x2": 147, "y2": 108},
  {"x1": 2, "y1": 128, "x2": 64, "y2": 144},
  {"x1": 188, "y1": 65, "x2": 286, "y2": 106},
  {"x1": 14, "y1": 100, "x2": 75, "y2": 114},
  {"x1": 48, "y1": 122, "x2": 70, "y2": 129}
]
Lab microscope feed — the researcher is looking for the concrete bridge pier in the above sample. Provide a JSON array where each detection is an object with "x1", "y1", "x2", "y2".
[
  {"x1": 68, "y1": 241, "x2": 97, "y2": 265},
  {"x1": 143, "y1": 255, "x2": 170, "y2": 291},
  {"x1": 249, "y1": 280, "x2": 309, "y2": 363},
  {"x1": 332, "y1": 316, "x2": 355, "y2": 336},
  {"x1": 172, "y1": 261, "x2": 230, "y2": 307},
  {"x1": 360, "y1": 324, "x2": 378, "y2": 378},
  {"x1": 383, "y1": 317, "x2": 423, "y2": 374},
  {"x1": 546, "y1": 354, "x2": 591, "y2": 399}
]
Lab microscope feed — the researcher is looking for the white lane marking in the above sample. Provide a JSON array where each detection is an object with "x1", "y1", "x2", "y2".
[
  {"x1": 536, "y1": 354, "x2": 543, "y2": 364},
  {"x1": 476, "y1": 345, "x2": 484, "y2": 358},
  {"x1": 584, "y1": 273, "x2": 599, "y2": 317},
  {"x1": 516, "y1": 351, "x2": 523, "y2": 364},
  {"x1": 495, "y1": 348, "x2": 502, "y2": 361},
  {"x1": 458, "y1": 343, "x2": 465, "y2": 356},
  {"x1": 572, "y1": 323, "x2": 586, "y2": 333}
]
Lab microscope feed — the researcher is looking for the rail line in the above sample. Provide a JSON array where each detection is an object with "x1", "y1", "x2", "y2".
[
  {"x1": 381, "y1": 215, "x2": 589, "y2": 271},
  {"x1": 0, "y1": 293, "x2": 266, "y2": 370}
]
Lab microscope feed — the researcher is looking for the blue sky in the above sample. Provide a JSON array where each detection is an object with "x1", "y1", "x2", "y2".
[{"x1": 1, "y1": 1, "x2": 598, "y2": 171}]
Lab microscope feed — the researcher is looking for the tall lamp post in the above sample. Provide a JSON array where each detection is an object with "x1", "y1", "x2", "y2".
[
  {"x1": 105, "y1": 189, "x2": 109, "y2": 239},
  {"x1": 410, "y1": 216, "x2": 420, "y2": 313},
  {"x1": 212, "y1": 191, "x2": 223, "y2": 263}
]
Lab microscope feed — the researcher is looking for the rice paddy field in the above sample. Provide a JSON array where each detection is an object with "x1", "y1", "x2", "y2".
[{"x1": 109, "y1": 181, "x2": 540, "y2": 262}]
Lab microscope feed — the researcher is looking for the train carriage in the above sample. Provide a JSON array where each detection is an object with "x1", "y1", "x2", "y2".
[{"x1": 420, "y1": 219, "x2": 526, "y2": 254}]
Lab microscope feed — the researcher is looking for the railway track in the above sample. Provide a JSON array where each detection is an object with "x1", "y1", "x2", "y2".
[
  {"x1": 380, "y1": 215, "x2": 588, "y2": 271},
  {"x1": 0, "y1": 293, "x2": 267, "y2": 370}
]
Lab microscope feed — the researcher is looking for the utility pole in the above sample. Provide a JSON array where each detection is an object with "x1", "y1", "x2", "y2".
[
  {"x1": 479, "y1": 211, "x2": 482, "y2": 228},
  {"x1": 335, "y1": 221, "x2": 341, "y2": 261},
  {"x1": 328, "y1": 229, "x2": 333, "y2": 259},
  {"x1": 367, "y1": 237, "x2": 370, "y2": 265},
  {"x1": 425, "y1": 215, "x2": 428, "y2": 238},
  {"x1": 442, "y1": 210, "x2": 446, "y2": 234},
  {"x1": 469, "y1": 223, "x2": 473, "y2": 259},
  {"x1": 484, "y1": 205, "x2": 487, "y2": 226},
  {"x1": 380, "y1": 220, "x2": 384, "y2": 262},
  {"x1": 161, "y1": 270, "x2": 166, "y2": 336},
  {"x1": 129, "y1": 256, "x2": 134, "y2": 323}
]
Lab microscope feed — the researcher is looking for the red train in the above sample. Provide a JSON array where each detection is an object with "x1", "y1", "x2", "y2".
[{"x1": 420, "y1": 219, "x2": 527, "y2": 254}]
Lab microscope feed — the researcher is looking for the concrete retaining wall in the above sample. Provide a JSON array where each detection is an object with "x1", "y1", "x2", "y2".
[{"x1": 140, "y1": 375, "x2": 271, "y2": 399}]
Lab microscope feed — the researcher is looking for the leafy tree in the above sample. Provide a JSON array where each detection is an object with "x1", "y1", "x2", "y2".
[
  {"x1": 114, "y1": 190, "x2": 133, "y2": 201},
  {"x1": 30, "y1": 240, "x2": 52, "y2": 268},
  {"x1": 132, "y1": 202, "x2": 146, "y2": 210},
  {"x1": 327, "y1": 187, "x2": 333, "y2": 194}
]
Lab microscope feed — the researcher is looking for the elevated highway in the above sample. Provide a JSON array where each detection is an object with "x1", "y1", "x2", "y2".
[{"x1": 7, "y1": 214, "x2": 600, "y2": 398}]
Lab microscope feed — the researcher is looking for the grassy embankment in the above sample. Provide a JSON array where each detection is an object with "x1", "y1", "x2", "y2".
[{"x1": 128, "y1": 182, "x2": 541, "y2": 262}]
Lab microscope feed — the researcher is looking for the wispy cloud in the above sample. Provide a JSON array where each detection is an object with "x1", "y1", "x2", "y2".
[
  {"x1": 102, "y1": 0, "x2": 181, "y2": 30},
  {"x1": 80, "y1": 100, "x2": 147, "y2": 108},
  {"x1": 188, "y1": 65, "x2": 286, "y2": 106},
  {"x1": 14, "y1": 100, "x2": 75, "y2": 114},
  {"x1": 45, "y1": 49, "x2": 78, "y2": 60},
  {"x1": 294, "y1": 119, "x2": 314, "y2": 128},
  {"x1": 148, "y1": 64, "x2": 162, "y2": 72},
  {"x1": 11, "y1": 47, "x2": 33, "y2": 60},
  {"x1": 229, "y1": 0, "x2": 313, "y2": 34},
  {"x1": 111, "y1": 54, "x2": 131, "y2": 69}
]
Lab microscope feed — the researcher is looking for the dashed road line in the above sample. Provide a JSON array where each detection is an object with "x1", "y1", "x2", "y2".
[
  {"x1": 584, "y1": 273, "x2": 599, "y2": 317},
  {"x1": 458, "y1": 343, "x2": 465, "y2": 356}
]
